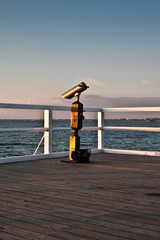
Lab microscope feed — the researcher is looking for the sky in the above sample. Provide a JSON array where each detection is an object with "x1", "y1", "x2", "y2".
[{"x1": 0, "y1": 0, "x2": 160, "y2": 118}]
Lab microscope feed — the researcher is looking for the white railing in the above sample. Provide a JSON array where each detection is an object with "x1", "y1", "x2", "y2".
[
  {"x1": 103, "y1": 107, "x2": 160, "y2": 157},
  {"x1": 0, "y1": 103, "x2": 160, "y2": 164}
]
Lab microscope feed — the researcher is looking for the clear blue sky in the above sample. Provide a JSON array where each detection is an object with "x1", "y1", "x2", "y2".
[{"x1": 1, "y1": 0, "x2": 160, "y2": 106}]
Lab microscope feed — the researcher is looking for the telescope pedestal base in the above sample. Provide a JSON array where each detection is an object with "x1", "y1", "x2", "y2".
[
  {"x1": 61, "y1": 159, "x2": 90, "y2": 164},
  {"x1": 61, "y1": 149, "x2": 91, "y2": 163}
]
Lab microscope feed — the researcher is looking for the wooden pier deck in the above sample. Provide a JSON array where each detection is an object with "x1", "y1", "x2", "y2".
[{"x1": 0, "y1": 153, "x2": 160, "y2": 240}]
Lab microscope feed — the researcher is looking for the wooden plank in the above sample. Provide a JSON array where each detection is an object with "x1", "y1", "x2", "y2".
[
  {"x1": 0, "y1": 186, "x2": 160, "y2": 220},
  {"x1": 0, "y1": 231, "x2": 28, "y2": 240},
  {"x1": 1, "y1": 201, "x2": 159, "y2": 239},
  {"x1": 1, "y1": 172, "x2": 160, "y2": 215},
  {"x1": 0, "y1": 153, "x2": 160, "y2": 239}
]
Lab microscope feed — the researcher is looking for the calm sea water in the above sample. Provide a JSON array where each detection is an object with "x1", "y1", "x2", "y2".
[{"x1": 0, "y1": 120, "x2": 160, "y2": 158}]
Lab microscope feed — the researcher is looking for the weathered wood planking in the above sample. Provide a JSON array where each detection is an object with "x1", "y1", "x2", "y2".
[{"x1": 0, "y1": 153, "x2": 160, "y2": 240}]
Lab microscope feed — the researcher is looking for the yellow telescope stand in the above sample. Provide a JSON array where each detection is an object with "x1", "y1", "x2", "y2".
[{"x1": 62, "y1": 82, "x2": 90, "y2": 163}]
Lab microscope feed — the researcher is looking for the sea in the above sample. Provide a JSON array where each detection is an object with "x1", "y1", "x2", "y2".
[{"x1": 0, "y1": 119, "x2": 160, "y2": 158}]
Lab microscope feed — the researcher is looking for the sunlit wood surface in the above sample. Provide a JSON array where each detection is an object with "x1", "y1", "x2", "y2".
[{"x1": 0, "y1": 153, "x2": 160, "y2": 240}]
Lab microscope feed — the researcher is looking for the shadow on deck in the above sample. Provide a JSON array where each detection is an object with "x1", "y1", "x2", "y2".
[{"x1": 0, "y1": 153, "x2": 160, "y2": 240}]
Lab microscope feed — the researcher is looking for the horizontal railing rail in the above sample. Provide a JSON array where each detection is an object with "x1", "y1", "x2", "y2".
[
  {"x1": 103, "y1": 107, "x2": 160, "y2": 112},
  {"x1": 103, "y1": 126, "x2": 160, "y2": 132},
  {"x1": 0, "y1": 103, "x2": 160, "y2": 164},
  {"x1": 0, "y1": 103, "x2": 101, "y2": 112},
  {"x1": 0, "y1": 127, "x2": 48, "y2": 133}
]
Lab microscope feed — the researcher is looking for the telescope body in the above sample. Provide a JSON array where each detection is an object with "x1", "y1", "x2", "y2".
[{"x1": 62, "y1": 82, "x2": 88, "y2": 99}]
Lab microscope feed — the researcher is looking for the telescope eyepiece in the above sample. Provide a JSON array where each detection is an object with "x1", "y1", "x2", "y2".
[{"x1": 62, "y1": 82, "x2": 89, "y2": 99}]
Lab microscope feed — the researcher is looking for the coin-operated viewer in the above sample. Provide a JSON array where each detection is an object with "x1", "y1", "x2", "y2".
[{"x1": 62, "y1": 82, "x2": 91, "y2": 163}]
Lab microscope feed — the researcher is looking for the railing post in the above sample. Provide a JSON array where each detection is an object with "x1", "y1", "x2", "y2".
[
  {"x1": 98, "y1": 111, "x2": 104, "y2": 150},
  {"x1": 44, "y1": 109, "x2": 52, "y2": 154}
]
